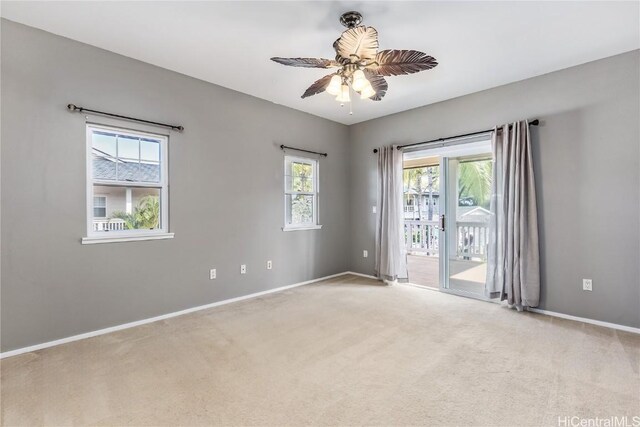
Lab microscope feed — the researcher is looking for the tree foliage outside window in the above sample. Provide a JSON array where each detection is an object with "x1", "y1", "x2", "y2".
[
  {"x1": 291, "y1": 195, "x2": 313, "y2": 223},
  {"x1": 111, "y1": 195, "x2": 160, "y2": 230},
  {"x1": 284, "y1": 156, "x2": 319, "y2": 229},
  {"x1": 458, "y1": 160, "x2": 492, "y2": 209},
  {"x1": 291, "y1": 162, "x2": 313, "y2": 223},
  {"x1": 403, "y1": 166, "x2": 440, "y2": 194},
  {"x1": 403, "y1": 166, "x2": 440, "y2": 220},
  {"x1": 402, "y1": 159, "x2": 492, "y2": 212},
  {"x1": 291, "y1": 162, "x2": 313, "y2": 192}
]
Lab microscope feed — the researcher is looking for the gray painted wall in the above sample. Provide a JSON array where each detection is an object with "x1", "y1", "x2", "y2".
[
  {"x1": 2, "y1": 20, "x2": 639, "y2": 352},
  {"x1": 0, "y1": 20, "x2": 350, "y2": 352},
  {"x1": 349, "y1": 50, "x2": 640, "y2": 328}
]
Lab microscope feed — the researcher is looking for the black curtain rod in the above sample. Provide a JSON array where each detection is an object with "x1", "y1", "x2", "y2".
[
  {"x1": 373, "y1": 119, "x2": 539, "y2": 153},
  {"x1": 67, "y1": 104, "x2": 184, "y2": 131},
  {"x1": 280, "y1": 144, "x2": 328, "y2": 157}
]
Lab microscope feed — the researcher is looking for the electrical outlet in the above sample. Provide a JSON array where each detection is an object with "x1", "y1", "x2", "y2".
[
  {"x1": 363, "y1": 250, "x2": 368, "y2": 258},
  {"x1": 209, "y1": 269, "x2": 216, "y2": 280},
  {"x1": 372, "y1": 206, "x2": 377, "y2": 214},
  {"x1": 240, "y1": 264, "x2": 247, "y2": 274},
  {"x1": 267, "y1": 260, "x2": 273, "y2": 270},
  {"x1": 583, "y1": 279, "x2": 593, "y2": 291}
]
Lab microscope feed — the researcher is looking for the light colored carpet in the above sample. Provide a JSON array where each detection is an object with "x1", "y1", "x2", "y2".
[{"x1": 2, "y1": 274, "x2": 639, "y2": 426}]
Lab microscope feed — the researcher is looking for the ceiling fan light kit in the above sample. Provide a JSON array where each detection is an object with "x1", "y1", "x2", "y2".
[
  {"x1": 271, "y1": 11, "x2": 438, "y2": 112},
  {"x1": 326, "y1": 75, "x2": 342, "y2": 96},
  {"x1": 351, "y1": 69, "x2": 368, "y2": 91},
  {"x1": 336, "y1": 84, "x2": 351, "y2": 103}
]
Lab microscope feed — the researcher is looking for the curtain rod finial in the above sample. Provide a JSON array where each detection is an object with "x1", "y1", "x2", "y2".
[{"x1": 67, "y1": 104, "x2": 77, "y2": 111}]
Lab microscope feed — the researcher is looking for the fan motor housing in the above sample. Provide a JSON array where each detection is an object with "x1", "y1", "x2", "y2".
[{"x1": 339, "y1": 11, "x2": 363, "y2": 28}]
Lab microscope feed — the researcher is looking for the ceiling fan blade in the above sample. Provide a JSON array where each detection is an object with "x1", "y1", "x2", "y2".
[
  {"x1": 301, "y1": 73, "x2": 336, "y2": 98},
  {"x1": 271, "y1": 57, "x2": 340, "y2": 68},
  {"x1": 369, "y1": 50, "x2": 438, "y2": 76},
  {"x1": 363, "y1": 70, "x2": 388, "y2": 101},
  {"x1": 333, "y1": 26, "x2": 378, "y2": 64}
]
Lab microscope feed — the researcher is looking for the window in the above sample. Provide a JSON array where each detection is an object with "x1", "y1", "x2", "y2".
[
  {"x1": 284, "y1": 156, "x2": 321, "y2": 231},
  {"x1": 93, "y1": 196, "x2": 107, "y2": 218},
  {"x1": 83, "y1": 124, "x2": 172, "y2": 244}
]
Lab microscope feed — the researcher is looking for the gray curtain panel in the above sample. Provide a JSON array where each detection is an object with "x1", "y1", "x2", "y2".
[
  {"x1": 375, "y1": 146, "x2": 408, "y2": 282},
  {"x1": 486, "y1": 120, "x2": 540, "y2": 309}
]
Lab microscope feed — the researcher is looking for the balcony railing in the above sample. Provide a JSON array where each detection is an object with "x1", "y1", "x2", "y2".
[
  {"x1": 405, "y1": 220, "x2": 439, "y2": 256},
  {"x1": 456, "y1": 221, "x2": 489, "y2": 261},
  {"x1": 93, "y1": 219, "x2": 126, "y2": 231},
  {"x1": 404, "y1": 219, "x2": 489, "y2": 261}
]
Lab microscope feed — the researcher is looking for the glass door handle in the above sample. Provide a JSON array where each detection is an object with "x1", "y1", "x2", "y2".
[{"x1": 435, "y1": 215, "x2": 445, "y2": 231}]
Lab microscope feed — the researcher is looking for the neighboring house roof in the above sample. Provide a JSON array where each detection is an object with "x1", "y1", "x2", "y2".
[
  {"x1": 93, "y1": 156, "x2": 160, "y2": 182},
  {"x1": 461, "y1": 206, "x2": 491, "y2": 216},
  {"x1": 458, "y1": 206, "x2": 491, "y2": 222}
]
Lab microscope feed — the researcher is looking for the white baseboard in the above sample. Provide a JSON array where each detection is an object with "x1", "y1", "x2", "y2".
[
  {"x1": 0, "y1": 271, "x2": 350, "y2": 359},
  {"x1": 3, "y1": 272, "x2": 636, "y2": 359},
  {"x1": 527, "y1": 308, "x2": 640, "y2": 335},
  {"x1": 345, "y1": 271, "x2": 379, "y2": 280}
]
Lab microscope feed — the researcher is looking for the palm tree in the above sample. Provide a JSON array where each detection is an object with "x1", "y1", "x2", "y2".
[
  {"x1": 403, "y1": 167, "x2": 440, "y2": 220},
  {"x1": 424, "y1": 167, "x2": 439, "y2": 220},
  {"x1": 458, "y1": 160, "x2": 492, "y2": 208},
  {"x1": 111, "y1": 195, "x2": 160, "y2": 230},
  {"x1": 403, "y1": 168, "x2": 423, "y2": 193},
  {"x1": 403, "y1": 168, "x2": 423, "y2": 219}
]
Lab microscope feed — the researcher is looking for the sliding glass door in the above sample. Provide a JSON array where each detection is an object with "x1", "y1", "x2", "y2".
[
  {"x1": 403, "y1": 135, "x2": 493, "y2": 300},
  {"x1": 441, "y1": 154, "x2": 492, "y2": 298}
]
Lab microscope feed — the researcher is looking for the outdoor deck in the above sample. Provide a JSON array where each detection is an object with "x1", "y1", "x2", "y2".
[{"x1": 407, "y1": 254, "x2": 487, "y2": 295}]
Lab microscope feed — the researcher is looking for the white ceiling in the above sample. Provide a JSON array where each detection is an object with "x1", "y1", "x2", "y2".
[{"x1": 2, "y1": 1, "x2": 639, "y2": 125}]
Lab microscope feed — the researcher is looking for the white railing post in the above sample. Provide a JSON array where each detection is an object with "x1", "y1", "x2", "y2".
[
  {"x1": 404, "y1": 219, "x2": 439, "y2": 256},
  {"x1": 92, "y1": 219, "x2": 126, "y2": 232},
  {"x1": 405, "y1": 218, "x2": 490, "y2": 261},
  {"x1": 455, "y1": 221, "x2": 489, "y2": 261}
]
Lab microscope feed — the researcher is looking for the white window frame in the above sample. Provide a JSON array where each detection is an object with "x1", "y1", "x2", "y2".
[
  {"x1": 82, "y1": 124, "x2": 173, "y2": 244},
  {"x1": 283, "y1": 155, "x2": 322, "y2": 231},
  {"x1": 93, "y1": 195, "x2": 107, "y2": 218}
]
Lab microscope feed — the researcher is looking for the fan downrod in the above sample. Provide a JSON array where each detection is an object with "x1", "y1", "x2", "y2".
[{"x1": 339, "y1": 11, "x2": 363, "y2": 28}]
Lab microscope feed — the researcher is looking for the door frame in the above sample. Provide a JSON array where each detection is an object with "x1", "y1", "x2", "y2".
[
  {"x1": 437, "y1": 158, "x2": 448, "y2": 292},
  {"x1": 403, "y1": 136, "x2": 495, "y2": 302},
  {"x1": 438, "y1": 155, "x2": 494, "y2": 302}
]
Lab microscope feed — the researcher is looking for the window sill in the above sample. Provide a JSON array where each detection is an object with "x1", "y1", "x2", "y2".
[
  {"x1": 82, "y1": 233, "x2": 174, "y2": 245},
  {"x1": 282, "y1": 225, "x2": 323, "y2": 232}
]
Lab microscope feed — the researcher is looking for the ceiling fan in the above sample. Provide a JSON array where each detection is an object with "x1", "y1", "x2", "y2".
[{"x1": 271, "y1": 11, "x2": 438, "y2": 108}]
